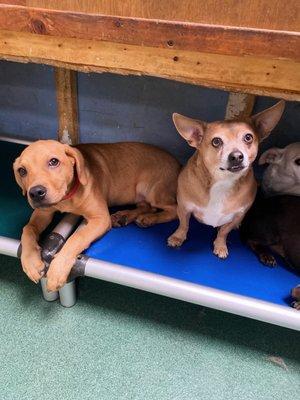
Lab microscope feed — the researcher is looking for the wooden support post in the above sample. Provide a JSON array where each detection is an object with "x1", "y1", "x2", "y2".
[
  {"x1": 225, "y1": 93, "x2": 256, "y2": 120},
  {"x1": 55, "y1": 68, "x2": 79, "y2": 144}
]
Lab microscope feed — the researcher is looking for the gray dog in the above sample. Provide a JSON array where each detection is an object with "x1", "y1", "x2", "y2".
[{"x1": 259, "y1": 142, "x2": 300, "y2": 196}]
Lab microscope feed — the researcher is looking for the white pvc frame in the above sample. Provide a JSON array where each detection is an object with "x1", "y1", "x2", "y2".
[{"x1": 0, "y1": 232, "x2": 299, "y2": 330}]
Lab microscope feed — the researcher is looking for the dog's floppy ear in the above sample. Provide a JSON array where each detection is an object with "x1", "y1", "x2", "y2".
[
  {"x1": 259, "y1": 147, "x2": 284, "y2": 165},
  {"x1": 64, "y1": 145, "x2": 88, "y2": 186},
  {"x1": 13, "y1": 157, "x2": 26, "y2": 195},
  {"x1": 173, "y1": 113, "x2": 206, "y2": 148},
  {"x1": 251, "y1": 100, "x2": 285, "y2": 141}
]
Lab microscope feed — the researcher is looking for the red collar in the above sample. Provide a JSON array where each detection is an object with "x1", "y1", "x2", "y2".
[{"x1": 62, "y1": 172, "x2": 80, "y2": 201}]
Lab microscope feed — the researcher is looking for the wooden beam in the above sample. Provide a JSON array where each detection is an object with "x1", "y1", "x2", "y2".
[
  {"x1": 54, "y1": 68, "x2": 79, "y2": 144},
  {"x1": 0, "y1": 30, "x2": 299, "y2": 100},
  {"x1": 0, "y1": 4, "x2": 299, "y2": 61},
  {"x1": 8, "y1": 0, "x2": 300, "y2": 31},
  {"x1": 225, "y1": 93, "x2": 256, "y2": 120}
]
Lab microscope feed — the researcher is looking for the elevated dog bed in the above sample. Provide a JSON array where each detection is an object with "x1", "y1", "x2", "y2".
[{"x1": 0, "y1": 139, "x2": 299, "y2": 330}]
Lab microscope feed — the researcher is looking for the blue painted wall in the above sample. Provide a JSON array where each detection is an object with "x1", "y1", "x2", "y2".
[
  {"x1": 0, "y1": 60, "x2": 299, "y2": 164},
  {"x1": 0, "y1": 62, "x2": 57, "y2": 140}
]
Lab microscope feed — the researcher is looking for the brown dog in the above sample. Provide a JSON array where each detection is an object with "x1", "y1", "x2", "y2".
[
  {"x1": 167, "y1": 101, "x2": 285, "y2": 258},
  {"x1": 14, "y1": 141, "x2": 180, "y2": 291}
]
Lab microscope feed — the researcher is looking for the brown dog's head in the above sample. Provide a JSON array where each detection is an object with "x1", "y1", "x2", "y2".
[
  {"x1": 173, "y1": 100, "x2": 285, "y2": 179},
  {"x1": 13, "y1": 140, "x2": 87, "y2": 209}
]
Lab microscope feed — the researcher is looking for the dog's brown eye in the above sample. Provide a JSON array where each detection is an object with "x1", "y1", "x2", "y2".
[
  {"x1": 18, "y1": 167, "x2": 27, "y2": 177},
  {"x1": 211, "y1": 137, "x2": 223, "y2": 148},
  {"x1": 295, "y1": 158, "x2": 300, "y2": 166},
  {"x1": 49, "y1": 158, "x2": 60, "y2": 167},
  {"x1": 244, "y1": 133, "x2": 253, "y2": 144}
]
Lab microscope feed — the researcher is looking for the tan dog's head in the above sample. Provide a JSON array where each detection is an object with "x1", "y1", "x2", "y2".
[
  {"x1": 173, "y1": 100, "x2": 285, "y2": 180},
  {"x1": 13, "y1": 140, "x2": 87, "y2": 209}
]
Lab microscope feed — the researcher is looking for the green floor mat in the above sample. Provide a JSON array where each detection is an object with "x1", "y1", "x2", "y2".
[
  {"x1": 0, "y1": 254, "x2": 299, "y2": 400},
  {"x1": 0, "y1": 140, "x2": 31, "y2": 239}
]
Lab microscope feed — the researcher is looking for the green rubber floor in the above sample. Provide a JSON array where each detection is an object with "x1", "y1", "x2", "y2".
[{"x1": 0, "y1": 254, "x2": 299, "y2": 400}]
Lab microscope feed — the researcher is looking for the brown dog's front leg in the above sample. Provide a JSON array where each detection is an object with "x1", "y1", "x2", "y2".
[
  {"x1": 46, "y1": 212, "x2": 111, "y2": 292},
  {"x1": 167, "y1": 206, "x2": 191, "y2": 248},
  {"x1": 213, "y1": 213, "x2": 244, "y2": 259},
  {"x1": 21, "y1": 209, "x2": 55, "y2": 283}
]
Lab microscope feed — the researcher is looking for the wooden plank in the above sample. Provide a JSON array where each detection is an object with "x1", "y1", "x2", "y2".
[
  {"x1": 20, "y1": 0, "x2": 300, "y2": 32},
  {"x1": 54, "y1": 68, "x2": 79, "y2": 144},
  {"x1": 0, "y1": 5, "x2": 299, "y2": 61},
  {"x1": 0, "y1": 30, "x2": 299, "y2": 100},
  {"x1": 0, "y1": 1, "x2": 25, "y2": 4},
  {"x1": 225, "y1": 93, "x2": 256, "y2": 120}
]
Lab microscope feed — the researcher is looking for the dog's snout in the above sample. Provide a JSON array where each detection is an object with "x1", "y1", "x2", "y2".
[
  {"x1": 29, "y1": 185, "x2": 47, "y2": 201},
  {"x1": 228, "y1": 151, "x2": 244, "y2": 165}
]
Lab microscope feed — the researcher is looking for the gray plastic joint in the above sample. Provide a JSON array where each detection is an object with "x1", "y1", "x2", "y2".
[
  {"x1": 40, "y1": 232, "x2": 66, "y2": 264},
  {"x1": 68, "y1": 254, "x2": 89, "y2": 281}
]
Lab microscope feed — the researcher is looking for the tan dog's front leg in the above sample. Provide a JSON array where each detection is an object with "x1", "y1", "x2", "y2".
[
  {"x1": 46, "y1": 213, "x2": 111, "y2": 292},
  {"x1": 21, "y1": 209, "x2": 55, "y2": 283},
  {"x1": 213, "y1": 213, "x2": 244, "y2": 259},
  {"x1": 167, "y1": 206, "x2": 191, "y2": 248}
]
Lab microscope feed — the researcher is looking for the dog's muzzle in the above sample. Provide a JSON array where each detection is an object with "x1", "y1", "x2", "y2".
[
  {"x1": 227, "y1": 151, "x2": 245, "y2": 173},
  {"x1": 28, "y1": 185, "x2": 50, "y2": 207}
]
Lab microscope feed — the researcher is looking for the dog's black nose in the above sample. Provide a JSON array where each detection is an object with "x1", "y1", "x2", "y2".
[
  {"x1": 228, "y1": 151, "x2": 244, "y2": 165},
  {"x1": 29, "y1": 185, "x2": 47, "y2": 201}
]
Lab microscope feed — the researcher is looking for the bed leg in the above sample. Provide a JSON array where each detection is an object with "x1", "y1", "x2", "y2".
[
  {"x1": 58, "y1": 280, "x2": 77, "y2": 308},
  {"x1": 40, "y1": 277, "x2": 59, "y2": 302}
]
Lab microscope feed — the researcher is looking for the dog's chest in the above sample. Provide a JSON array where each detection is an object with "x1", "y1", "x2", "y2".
[{"x1": 187, "y1": 181, "x2": 240, "y2": 227}]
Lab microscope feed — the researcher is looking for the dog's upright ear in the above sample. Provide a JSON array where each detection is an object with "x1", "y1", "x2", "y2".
[
  {"x1": 13, "y1": 157, "x2": 26, "y2": 195},
  {"x1": 64, "y1": 145, "x2": 88, "y2": 185},
  {"x1": 259, "y1": 147, "x2": 284, "y2": 165},
  {"x1": 173, "y1": 113, "x2": 206, "y2": 148},
  {"x1": 251, "y1": 100, "x2": 285, "y2": 141}
]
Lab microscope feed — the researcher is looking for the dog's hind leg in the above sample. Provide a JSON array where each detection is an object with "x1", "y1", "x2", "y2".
[
  {"x1": 111, "y1": 202, "x2": 156, "y2": 227},
  {"x1": 135, "y1": 182, "x2": 178, "y2": 227},
  {"x1": 135, "y1": 204, "x2": 177, "y2": 228}
]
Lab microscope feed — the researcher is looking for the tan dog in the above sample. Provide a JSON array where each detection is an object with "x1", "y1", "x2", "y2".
[
  {"x1": 168, "y1": 101, "x2": 285, "y2": 258},
  {"x1": 14, "y1": 141, "x2": 180, "y2": 291}
]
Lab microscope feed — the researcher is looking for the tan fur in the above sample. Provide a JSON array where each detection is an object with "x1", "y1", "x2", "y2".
[
  {"x1": 14, "y1": 141, "x2": 180, "y2": 291},
  {"x1": 168, "y1": 101, "x2": 285, "y2": 258}
]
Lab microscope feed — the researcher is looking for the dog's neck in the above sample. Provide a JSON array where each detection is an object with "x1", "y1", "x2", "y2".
[{"x1": 62, "y1": 170, "x2": 80, "y2": 201}]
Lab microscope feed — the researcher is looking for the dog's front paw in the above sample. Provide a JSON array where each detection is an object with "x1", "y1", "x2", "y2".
[
  {"x1": 213, "y1": 244, "x2": 228, "y2": 259},
  {"x1": 259, "y1": 253, "x2": 277, "y2": 267},
  {"x1": 46, "y1": 258, "x2": 73, "y2": 292},
  {"x1": 167, "y1": 235, "x2": 184, "y2": 248},
  {"x1": 21, "y1": 254, "x2": 45, "y2": 283},
  {"x1": 292, "y1": 301, "x2": 300, "y2": 310},
  {"x1": 291, "y1": 286, "x2": 300, "y2": 310}
]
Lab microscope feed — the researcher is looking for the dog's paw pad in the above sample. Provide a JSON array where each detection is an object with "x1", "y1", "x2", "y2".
[
  {"x1": 167, "y1": 235, "x2": 184, "y2": 248},
  {"x1": 260, "y1": 254, "x2": 277, "y2": 267},
  {"x1": 213, "y1": 246, "x2": 228, "y2": 259}
]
